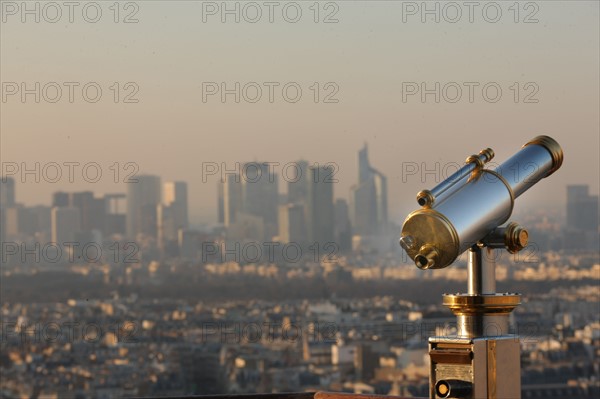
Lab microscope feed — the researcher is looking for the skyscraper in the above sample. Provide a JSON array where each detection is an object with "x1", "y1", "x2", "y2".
[
  {"x1": 164, "y1": 181, "x2": 188, "y2": 231},
  {"x1": 288, "y1": 160, "x2": 309, "y2": 204},
  {"x1": 217, "y1": 182, "x2": 225, "y2": 224},
  {"x1": 52, "y1": 191, "x2": 70, "y2": 208},
  {"x1": 241, "y1": 162, "x2": 278, "y2": 240},
  {"x1": 51, "y1": 191, "x2": 105, "y2": 235},
  {"x1": 51, "y1": 207, "x2": 81, "y2": 244},
  {"x1": 126, "y1": 175, "x2": 161, "y2": 238},
  {"x1": 565, "y1": 185, "x2": 599, "y2": 251},
  {"x1": 334, "y1": 199, "x2": 352, "y2": 252},
  {"x1": 566, "y1": 185, "x2": 599, "y2": 232},
  {"x1": 71, "y1": 191, "x2": 105, "y2": 233},
  {"x1": 222, "y1": 173, "x2": 242, "y2": 227},
  {"x1": 0, "y1": 176, "x2": 16, "y2": 208},
  {"x1": 4, "y1": 207, "x2": 40, "y2": 237},
  {"x1": 104, "y1": 193, "x2": 126, "y2": 236},
  {"x1": 307, "y1": 164, "x2": 334, "y2": 246},
  {"x1": 350, "y1": 144, "x2": 388, "y2": 236},
  {"x1": 278, "y1": 203, "x2": 306, "y2": 244},
  {"x1": 0, "y1": 208, "x2": 5, "y2": 244}
]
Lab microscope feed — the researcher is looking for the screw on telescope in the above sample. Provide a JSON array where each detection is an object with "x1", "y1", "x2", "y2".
[{"x1": 399, "y1": 235, "x2": 417, "y2": 251}]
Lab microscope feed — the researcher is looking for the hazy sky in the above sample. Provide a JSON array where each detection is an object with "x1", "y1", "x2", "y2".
[{"x1": 2, "y1": 0, "x2": 599, "y2": 224}]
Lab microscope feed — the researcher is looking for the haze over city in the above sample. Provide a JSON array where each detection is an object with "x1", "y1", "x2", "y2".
[{"x1": 2, "y1": 1, "x2": 599, "y2": 223}]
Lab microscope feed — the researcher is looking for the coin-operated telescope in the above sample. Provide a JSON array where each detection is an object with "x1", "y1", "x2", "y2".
[{"x1": 399, "y1": 136, "x2": 563, "y2": 399}]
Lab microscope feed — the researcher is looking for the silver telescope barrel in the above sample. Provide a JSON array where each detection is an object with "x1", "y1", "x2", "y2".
[
  {"x1": 493, "y1": 136, "x2": 563, "y2": 197},
  {"x1": 400, "y1": 135, "x2": 563, "y2": 269}
]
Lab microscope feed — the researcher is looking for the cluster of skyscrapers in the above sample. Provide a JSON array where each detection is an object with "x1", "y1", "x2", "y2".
[
  {"x1": 0, "y1": 145, "x2": 391, "y2": 258},
  {"x1": 2, "y1": 147, "x2": 597, "y2": 258},
  {"x1": 0, "y1": 176, "x2": 189, "y2": 256},
  {"x1": 217, "y1": 145, "x2": 389, "y2": 252}
]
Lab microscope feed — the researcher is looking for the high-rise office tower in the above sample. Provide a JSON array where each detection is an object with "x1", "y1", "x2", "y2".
[
  {"x1": 307, "y1": 164, "x2": 334, "y2": 246},
  {"x1": 164, "y1": 181, "x2": 188, "y2": 231},
  {"x1": 51, "y1": 207, "x2": 81, "y2": 244},
  {"x1": 30, "y1": 206, "x2": 52, "y2": 237},
  {"x1": 178, "y1": 229, "x2": 208, "y2": 260},
  {"x1": 52, "y1": 191, "x2": 70, "y2": 208},
  {"x1": 4, "y1": 207, "x2": 21, "y2": 237},
  {"x1": 350, "y1": 144, "x2": 388, "y2": 236},
  {"x1": 566, "y1": 185, "x2": 599, "y2": 232},
  {"x1": 0, "y1": 174, "x2": 13, "y2": 242},
  {"x1": 241, "y1": 162, "x2": 279, "y2": 240},
  {"x1": 157, "y1": 204, "x2": 175, "y2": 250},
  {"x1": 0, "y1": 208, "x2": 5, "y2": 243},
  {"x1": 2, "y1": 205, "x2": 51, "y2": 240},
  {"x1": 0, "y1": 176, "x2": 16, "y2": 208},
  {"x1": 278, "y1": 203, "x2": 306, "y2": 244},
  {"x1": 126, "y1": 175, "x2": 161, "y2": 238},
  {"x1": 71, "y1": 191, "x2": 105, "y2": 233},
  {"x1": 565, "y1": 185, "x2": 599, "y2": 251},
  {"x1": 105, "y1": 193, "x2": 126, "y2": 236},
  {"x1": 158, "y1": 201, "x2": 187, "y2": 256},
  {"x1": 51, "y1": 191, "x2": 105, "y2": 234},
  {"x1": 285, "y1": 160, "x2": 310, "y2": 243},
  {"x1": 217, "y1": 182, "x2": 225, "y2": 224},
  {"x1": 334, "y1": 199, "x2": 352, "y2": 252},
  {"x1": 288, "y1": 160, "x2": 309, "y2": 204},
  {"x1": 223, "y1": 173, "x2": 242, "y2": 227},
  {"x1": 139, "y1": 203, "x2": 159, "y2": 239}
]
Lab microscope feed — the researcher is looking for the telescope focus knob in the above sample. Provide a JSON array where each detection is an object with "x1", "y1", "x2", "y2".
[
  {"x1": 505, "y1": 222, "x2": 529, "y2": 253},
  {"x1": 482, "y1": 222, "x2": 529, "y2": 253}
]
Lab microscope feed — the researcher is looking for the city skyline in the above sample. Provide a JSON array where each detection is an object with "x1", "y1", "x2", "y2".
[
  {"x1": 1, "y1": 166, "x2": 597, "y2": 227},
  {"x1": 1, "y1": 150, "x2": 597, "y2": 226}
]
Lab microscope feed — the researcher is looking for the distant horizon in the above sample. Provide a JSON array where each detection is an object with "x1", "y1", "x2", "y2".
[{"x1": 1, "y1": 170, "x2": 593, "y2": 226}]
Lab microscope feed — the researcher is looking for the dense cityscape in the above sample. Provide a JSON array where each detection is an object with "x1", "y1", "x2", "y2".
[{"x1": 0, "y1": 146, "x2": 598, "y2": 398}]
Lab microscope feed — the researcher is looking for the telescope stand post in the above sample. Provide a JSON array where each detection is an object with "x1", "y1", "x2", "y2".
[
  {"x1": 467, "y1": 246, "x2": 495, "y2": 295},
  {"x1": 428, "y1": 244, "x2": 522, "y2": 399}
]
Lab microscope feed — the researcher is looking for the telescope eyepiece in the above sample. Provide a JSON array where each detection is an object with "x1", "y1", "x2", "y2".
[{"x1": 415, "y1": 244, "x2": 440, "y2": 269}]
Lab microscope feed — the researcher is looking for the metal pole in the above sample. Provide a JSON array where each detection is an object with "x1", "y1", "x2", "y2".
[{"x1": 467, "y1": 245, "x2": 496, "y2": 295}]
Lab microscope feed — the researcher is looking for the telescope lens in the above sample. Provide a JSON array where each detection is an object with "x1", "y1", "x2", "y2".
[
  {"x1": 436, "y1": 381, "x2": 450, "y2": 397},
  {"x1": 435, "y1": 379, "x2": 472, "y2": 398}
]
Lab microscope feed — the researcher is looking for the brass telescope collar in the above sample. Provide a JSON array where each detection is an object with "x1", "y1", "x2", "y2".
[
  {"x1": 442, "y1": 293, "x2": 521, "y2": 316},
  {"x1": 524, "y1": 135, "x2": 564, "y2": 177}
]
